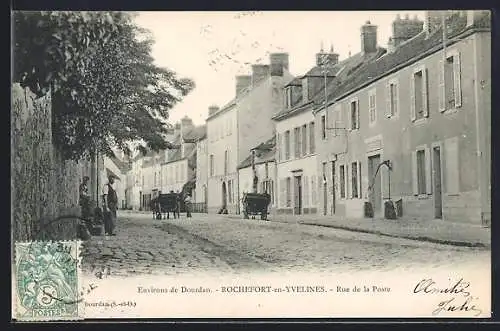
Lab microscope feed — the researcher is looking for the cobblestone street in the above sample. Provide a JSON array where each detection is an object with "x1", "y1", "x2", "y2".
[{"x1": 81, "y1": 212, "x2": 490, "y2": 277}]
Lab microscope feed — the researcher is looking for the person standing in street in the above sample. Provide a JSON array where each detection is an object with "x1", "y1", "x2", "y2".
[
  {"x1": 184, "y1": 193, "x2": 192, "y2": 218},
  {"x1": 102, "y1": 175, "x2": 118, "y2": 236}
]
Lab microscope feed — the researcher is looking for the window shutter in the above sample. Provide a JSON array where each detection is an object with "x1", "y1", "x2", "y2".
[
  {"x1": 425, "y1": 147, "x2": 432, "y2": 194},
  {"x1": 412, "y1": 151, "x2": 418, "y2": 195},
  {"x1": 438, "y1": 58, "x2": 446, "y2": 112},
  {"x1": 277, "y1": 133, "x2": 282, "y2": 161},
  {"x1": 454, "y1": 52, "x2": 462, "y2": 108},
  {"x1": 358, "y1": 162, "x2": 362, "y2": 199},
  {"x1": 356, "y1": 102, "x2": 360, "y2": 129},
  {"x1": 410, "y1": 74, "x2": 416, "y2": 121},
  {"x1": 346, "y1": 103, "x2": 352, "y2": 131},
  {"x1": 422, "y1": 68, "x2": 429, "y2": 118},
  {"x1": 395, "y1": 82, "x2": 400, "y2": 117},
  {"x1": 346, "y1": 164, "x2": 351, "y2": 199},
  {"x1": 385, "y1": 82, "x2": 392, "y2": 118}
]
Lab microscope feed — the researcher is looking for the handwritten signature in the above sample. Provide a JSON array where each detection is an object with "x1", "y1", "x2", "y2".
[{"x1": 413, "y1": 278, "x2": 483, "y2": 316}]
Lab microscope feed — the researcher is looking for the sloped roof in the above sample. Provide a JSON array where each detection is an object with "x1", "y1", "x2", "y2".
[
  {"x1": 315, "y1": 12, "x2": 490, "y2": 111},
  {"x1": 207, "y1": 69, "x2": 295, "y2": 121},
  {"x1": 109, "y1": 156, "x2": 131, "y2": 173},
  {"x1": 183, "y1": 125, "x2": 207, "y2": 143},
  {"x1": 237, "y1": 135, "x2": 276, "y2": 169},
  {"x1": 284, "y1": 77, "x2": 302, "y2": 87},
  {"x1": 273, "y1": 49, "x2": 382, "y2": 121}
]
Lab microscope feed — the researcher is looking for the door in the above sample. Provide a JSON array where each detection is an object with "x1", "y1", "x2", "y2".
[
  {"x1": 368, "y1": 155, "x2": 382, "y2": 215},
  {"x1": 331, "y1": 161, "x2": 336, "y2": 214},
  {"x1": 294, "y1": 176, "x2": 302, "y2": 215},
  {"x1": 433, "y1": 147, "x2": 443, "y2": 219}
]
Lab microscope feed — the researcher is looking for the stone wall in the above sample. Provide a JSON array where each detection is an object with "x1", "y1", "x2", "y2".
[{"x1": 11, "y1": 84, "x2": 81, "y2": 241}]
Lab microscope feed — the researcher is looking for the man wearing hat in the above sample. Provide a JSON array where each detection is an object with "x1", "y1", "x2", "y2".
[{"x1": 102, "y1": 175, "x2": 118, "y2": 236}]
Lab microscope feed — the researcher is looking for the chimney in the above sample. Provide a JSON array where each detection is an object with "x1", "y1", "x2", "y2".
[
  {"x1": 425, "y1": 11, "x2": 447, "y2": 37},
  {"x1": 315, "y1": 45, "x2": 339, "y2": 67},
  {"x1": 235, "y1": 75, "x2": 252, "y2": 96},
  {"x1": 208, "y1": 105, "x2": 219, "y2": 116},
  {"x1": 270, "y1": 53, "x2": 289, "y2": 76},
  {"x1": 251, "y1": 64, "x2": 270, "y2": 86},
  {"x1": 391, "y1": 14, "x2": 424, "y2": 48},
  {"x1": 361, "y1": 21, "x2": 378, "y2": 54}
]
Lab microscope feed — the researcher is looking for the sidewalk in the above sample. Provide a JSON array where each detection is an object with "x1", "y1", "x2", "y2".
[{"x1": 225, "y1": 213, "x2": 490, "y2": 249}]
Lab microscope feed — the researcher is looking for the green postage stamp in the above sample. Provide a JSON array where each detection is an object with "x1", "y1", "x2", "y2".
[{"x1": 14, "y1": 241, "x2": 83, "y2": 321}]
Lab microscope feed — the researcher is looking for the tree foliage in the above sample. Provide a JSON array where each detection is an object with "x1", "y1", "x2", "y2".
[{"x1": 13, "y1": 11, "x2": 195, "y2": 160}]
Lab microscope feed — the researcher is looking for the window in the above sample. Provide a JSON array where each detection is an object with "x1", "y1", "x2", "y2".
[
  {"x1": 411, "y1": 66, "x2": 429, "y2": 121},
  {"x1": 321, "y1": 115, "x2": 326, "y2": 139},
  {"x1": 302, "y1": 124, "x2": 307, "y2": 156},
  {"x1": 350, "y1": 99, "x2": 359, "y2": 130},
  {"x1": 294, "y1": 127, "x2": 301, "y2": 158},
  {"x1": 228, "y1": 179, "x2": 232, "y2": 203},
  {"x1": 209, "y1": 155, "x2": 214, "y2": 176},
  {"x1": 154, "y1": 172, "x2": 157, "y2": 186},
  {"x1": 309, "y1": 122, "x2": 315, "y2": 153},
  {"x1": 351, "y1": 162, "x2": 359, "y2": 198},
  {"x1": 440, "y1": 51, "x2": 462, "y2": 111},
  {"x1": 368, "y1": 89, "x2": 377, "y2": 125},
  {"x1": 417, "y1": 149, "x2": 426, "y2": 194},
  {"x1": 286, "y1": 177, "x2": 291, "y2": 207},
  {"x1": 339, "y1": 165, "x2": 346, "y2": 198},
  {"x1": 386, "y1": 80, "x2": 399, "y2": 117},
  {"x1": 284, "y1": 130, "x2": 291, "y2": 160},
  {"x1": 224, "y1": 150, "x2": 228, "y2": 175}
]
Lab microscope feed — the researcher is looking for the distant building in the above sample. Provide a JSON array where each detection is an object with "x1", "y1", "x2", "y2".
[
  {"x1": 206, "y1": 53, "x2": 294, "y2": 214},
  {"x1": 161, "y1": 118, "x2": 206, "y2": 198},
  {"x1": 313, "y1": 11, "x2": 491, "y2": 225},
  {"x1": 237, "y1": 136, "x2": 277, "y2": 215}
]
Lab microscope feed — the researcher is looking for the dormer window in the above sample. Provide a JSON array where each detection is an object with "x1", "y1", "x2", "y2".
[{"x1": 302, "y1": 78, "x2": 309, "y2": 102}]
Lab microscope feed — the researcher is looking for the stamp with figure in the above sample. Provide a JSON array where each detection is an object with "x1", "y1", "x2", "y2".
[{"x1": 14, "y1": 241, "x2": 83, "y2": 321}]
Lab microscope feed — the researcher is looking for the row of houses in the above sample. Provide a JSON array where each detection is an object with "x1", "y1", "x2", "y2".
[{"x1": 111, "y1": 10, "x2": 490, "y2": 225}]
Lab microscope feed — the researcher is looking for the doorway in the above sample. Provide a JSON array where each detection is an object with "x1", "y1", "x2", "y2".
[
  {"x1": 294, "y1": 175, "x2": 302, "y2": 215},
  {"x1": 368, "y1": 154, "x2": 382, "y2": 215},
  {"x1": 221, "y1": 182, "x2": 227, "y2": 210},
  {"x1": 433, "y1": 146, "x2": 443, "y2": 219},
  {"x1": 331, "y1": 161, "x2": 336, "y2": 214}
]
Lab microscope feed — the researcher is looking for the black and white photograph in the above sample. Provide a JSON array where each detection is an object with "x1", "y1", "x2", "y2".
[{"x1": 11, "y1": 10, "x2": 491, "y2": 319}]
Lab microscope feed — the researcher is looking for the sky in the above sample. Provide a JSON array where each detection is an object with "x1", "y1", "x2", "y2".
[{"x1": 134, "y1": 11, "x2": 426, "y2": 126}]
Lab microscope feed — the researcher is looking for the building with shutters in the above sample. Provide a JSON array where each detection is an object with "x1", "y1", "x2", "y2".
[
  {"x1": 313, "y1": 11, "x2": 491, "y2": 225},
  {"x1": 237, "y1": 136, "x2": 277, "y2": 215},
  {"x1": 273, "y1": 35, "x2": 386, "y2": 215},
  {"x1": 205, "y1": 53, "x2": 294, "y2": 214}
]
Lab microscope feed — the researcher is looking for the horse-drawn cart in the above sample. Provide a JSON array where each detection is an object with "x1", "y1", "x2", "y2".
[
  {"x1": 242, "y1": 192, "x2": 271, "y2": 220},
  {"x1": 152, "y1": 193, "x2": 180, "y2": 219}
]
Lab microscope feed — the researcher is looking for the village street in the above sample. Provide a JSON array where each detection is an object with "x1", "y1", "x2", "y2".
[{"x1": 80, "y1": 212, "x2": 489, "y2": 278}]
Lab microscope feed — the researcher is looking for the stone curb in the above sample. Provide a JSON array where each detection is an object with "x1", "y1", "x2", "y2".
[
  {"x1": 298, "y1": 221, "x2": 490, "y2": 249},
  {"x1": 224, "y1": 214, "x2": 489, "y2": 249}
]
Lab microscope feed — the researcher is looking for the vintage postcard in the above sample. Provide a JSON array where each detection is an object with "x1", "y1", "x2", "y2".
[{"x1": 11, "y1": 10, "x2": 491, "y2": 320}]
